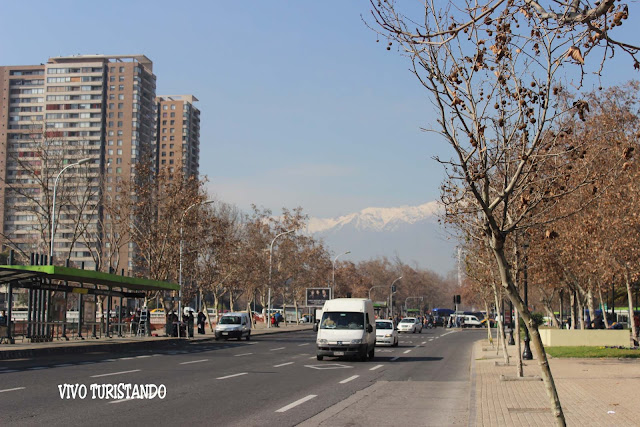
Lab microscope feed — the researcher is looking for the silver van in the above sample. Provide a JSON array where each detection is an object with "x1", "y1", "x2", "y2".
[{"x1": 215, "y1": 312, "x2": 252, "y2": 340}]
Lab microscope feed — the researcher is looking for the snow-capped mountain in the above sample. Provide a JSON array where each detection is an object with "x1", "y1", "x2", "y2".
[{"x1": 307, "y1": 201, "x2": 457, "y2": 276}]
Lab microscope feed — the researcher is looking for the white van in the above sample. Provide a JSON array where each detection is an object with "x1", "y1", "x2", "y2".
[
  {"x1": 215, "y1": 312, "x2": 252, "y2": 340},
  {"x1": 314, "y1": 298, "x2": 376, "y2": 361},
  {"x1": 462, "y1": 315, "x2": 483, "y2": 328}
]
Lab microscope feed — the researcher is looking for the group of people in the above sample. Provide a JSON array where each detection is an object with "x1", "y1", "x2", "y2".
[{"x1": 270, "y1": 312, "x2": 283, "y2": 327}]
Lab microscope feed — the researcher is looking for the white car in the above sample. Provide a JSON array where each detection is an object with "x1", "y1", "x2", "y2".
[
  {"x1": 375, "y1": 319, "x2": 398, "y2": 346},
  {"x1": 397, "y1": 317, "x2": 423, "y2": 333}
]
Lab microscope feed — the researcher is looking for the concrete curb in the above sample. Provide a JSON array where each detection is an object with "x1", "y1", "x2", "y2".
[{"x1": 0, "y1": 326, "x2": 312, "y2": 360}]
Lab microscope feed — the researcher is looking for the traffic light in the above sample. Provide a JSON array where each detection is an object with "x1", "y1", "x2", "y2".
[
  {"x1": 456, "y1": 295, "x2": 461, "y2": 304},
  {"x1": 392, "y1": 285, "x2": 397, "y2": 293}
]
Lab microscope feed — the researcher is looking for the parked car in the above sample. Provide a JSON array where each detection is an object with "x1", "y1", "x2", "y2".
[
  {"x1": 462, "y1": 314, "x2": 484, "y2": 328},
  {"x1": 375, "y1": 319, "x2": 398, "y2": 346},
  {"x1": 397, "y1": 317, "x2": 422, "y2": 333}
]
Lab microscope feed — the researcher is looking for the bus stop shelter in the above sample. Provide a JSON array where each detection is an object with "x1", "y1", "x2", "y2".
[{"x1": 0, "y1": 263, "x2": 179, "y2": 344}]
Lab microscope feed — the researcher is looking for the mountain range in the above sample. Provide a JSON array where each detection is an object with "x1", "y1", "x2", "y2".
[{"x1": 307, "y1": 201, "x2": 458, "y2": 276}]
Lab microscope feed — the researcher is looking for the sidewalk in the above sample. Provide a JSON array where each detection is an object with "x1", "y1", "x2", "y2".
[
  {"x1": 473, "y1": 339, "x2": 640, "y2": 426},
  {"x1": 0, "y1": 321, "x2": 312, "y2": 360}
]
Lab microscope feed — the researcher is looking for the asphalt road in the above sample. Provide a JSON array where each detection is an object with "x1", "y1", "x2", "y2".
[{"x1": 0, "y1": 328, "x2": 483, "y2": 426}]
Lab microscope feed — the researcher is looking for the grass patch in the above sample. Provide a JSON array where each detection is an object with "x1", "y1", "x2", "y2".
[{"x1": 545, "y1": 346, "x2": 640, "y2": 358}]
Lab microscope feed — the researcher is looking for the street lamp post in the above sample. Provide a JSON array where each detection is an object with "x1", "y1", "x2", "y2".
[
  {"x1": 389, "y1": 276, "x2": 402, "y2": 320},
  {"x1": 178, "y1": 200, "x2": 214, "y2": 338},
  {"x1": 49, "y1": 158, "x2": 91, "y2": 263},
  {"x1": 368, "y1": 285, "x2": 385, "y2": 300},
  {"x1": 332, "y1": 251, "x2": 351, "y2": 299},
  {"x1": 522, "y1": 241, "x2": 533, "y2": 360},
  {"x1": 268, "y1": 230, "x2": 294, "y2": 329}
]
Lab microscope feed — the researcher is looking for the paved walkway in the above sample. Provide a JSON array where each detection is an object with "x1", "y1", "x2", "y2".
[
  {"x1": 473, "y1": 339, "x2": 640, "y2": 426},
  {"x1": 0, "y1": 321, "x2": 312, "y2": 360}
]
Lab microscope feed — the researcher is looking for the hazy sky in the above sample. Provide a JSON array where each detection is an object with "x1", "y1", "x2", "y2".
[{"x1": 1, "y1": 1, "x2": 638, "y2": 219}]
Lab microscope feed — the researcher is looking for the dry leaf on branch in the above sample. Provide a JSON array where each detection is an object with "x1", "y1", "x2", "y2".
[{"x1": 566, "y1": 46, "x2": 584, "y2": 65}]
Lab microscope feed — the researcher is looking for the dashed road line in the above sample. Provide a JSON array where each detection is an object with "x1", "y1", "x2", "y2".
[
  {"x1": 179, "y1": 359, "x2": 208, "y2": 365},
  {"x1": 298, "y1": 343, "x2": 310, "y2": 346},
  {"x1": 120, "y1": 357, "x2": 134, "y2": 360},
  {"x1": 0, "y1": 370, "x2": 19, "y2": 374},
  {"x1": 274, "y1": 362, "x2": 294, "y2": 368},
  {"x1": 275, "y1": 395, "x2": 317, "y2": 413},
  {"x1": 339, "y1": 375, "x2": 359, "y2": 384},
  {"x1": 369, "y1": 364, "x2": 384, "y2": 371},
  {"x1": 0, "y1": 387, "x2": 25, "y2": 393},
  {"x1": 270, "y1": 347, "x2": 286, "y2": 351},
  {"x1": 217, "y1": 372, "x2": 248, "y2": 380},
  {"x1": 390, "y1": 356, "x2": 399, "y2": 361},
  {"x1": 403, "y1": 350, "x2": 412, "y2": 354},
  {"x1": 91, "y1": 369, "x2": 141, "y2": 378},
  {"x1": 308, "y1": 356, "x2": 317, "y2": 359},
  {"x1": 28, "y1": 367, "x2": 47, "y2": 370},
  {"x1": 136, "y1": 355, "x2": 151, "y2": 359},
  {"x1": 235, "y1": 353, "x2": 253, "y2": 357},
  {"x1": 109, "y1": 398, "x2": 134, "y2": 404}
]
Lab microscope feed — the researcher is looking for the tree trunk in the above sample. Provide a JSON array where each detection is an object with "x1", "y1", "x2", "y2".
[
  {"x1": 492, "y1": 286, "x2": 509, "y2": 364},
  {"x1": 294, "y1": 300, "x2": 299, "y2": 325},
  {"x1": 229, "y1": 291, "x2": 235, "y2": 312},
  {"x1": 587, "y1": 288, "x2": 596, "y2": 329},
  {"x1": 570, "y1": 291, "x2": 576, "y2": 330},
  {"x1": 559, "y1": 291, "x2": 564, "y2": 329},
  {"x1": 515, "y1": 307, "x2": 523, "y2": 378},
  {"x1": 282, "y1": 291, "x2": 287, "y2": 327},
  {"x1": 485, "y1": 301, "x2": 492, "y2": 344},
  {"x1": 577, "y1": 292, "x2": 586, "y2": 330},
  {"x1": 213, "y1": 294, "x2": 220, "y2": 324},
  {"x1": 490, "y1": 235, "x2": 566, "y2": 426},
  {"x1": 598, "y1": 285, "x2": 610, "y2": 329},
  {"x1": 202, "y1": 299, "x2": 215, "y2": 332},
  {"x1": 247, "y1": 301, "x2": 255, "y2": 327},
  {"x1": 624, "y1": 268, "x2": 638, "y2": 346},
  {"x1": 544, "y1": 303, "x2": 559, "y2": 329}
]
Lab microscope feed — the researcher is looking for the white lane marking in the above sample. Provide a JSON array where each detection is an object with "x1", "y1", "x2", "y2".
[
  {"x1": 274, "y1": 362, "x2": 294, "y2": 368},
  {"x1": 275, "y1": 395, "x2": 317, "y2": 413},
  {"x1": 270, "y1": 347, "x2": 286, "y2": 351},
  {"x1": 91, "y1": 369, "x2": 141, "y2": 378},
  {"x1": 109, "y1": 398, "x2": 134, "y2": 404},
  {"x1": 120, "y1": 357, "x2": 134, "y2": 360},
  {"x1": 54, "y1": 364, "x2": 74, "y2": 368},
  {"x1": 421, "y1": 341, "x2": 426, "y2": 344},
  {"x1": 217, "y1": 372, "x2": 248, "y2": 380},
  {"x1": 369, "y1": 364, "x2": 384, "y2": 371},
  {"x1": 298, "y1": 343, "x2": 310, "y2": 346},
  {"x1": 339, "y1": 375, "x2": 359, "y2": 384},
  {"x1": 308, "y1": 356, "x2": 317, "y2": 359},
  {"x1": 28, "y1": 367, "x2": 47, "y2": 370},
  {"x1": 390, "y1": 357, "x2": 399, "y2": 361},
  {"x1": 179, "y1": 359, "x2": 208, "y2": 365},
  {"x1": 136, "y1": 355, "x2": 151, "y2": 359},
  {"x1": 246, "y1": 342, "x2": 258, "y2": 345},
  {"x1": 103, "y1": 359, "x2": 118, "y2": 362},
  {"x1": 0, "y1": 387, "x2": 25, "y2": 393},
  {"x1": 1, "y1": 370, "x2": 19, "y2": 373},
  {"x1": 235, "y1": 353, "x2": 253, "y2": 357},
  {"x1": 403, "y1": 350, "x2": 412, "y2": 354},
  {"x1": 78, "y1": 362, "x2": 95, "y2": 365}
]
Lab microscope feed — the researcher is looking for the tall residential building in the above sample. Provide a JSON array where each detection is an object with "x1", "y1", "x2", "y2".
[
  {"x1": 155, "y1": 95, "x2": 200, "y2": 178},
  {"x1": 0, "y1": 54, "x2": 157, "y2": 273}
]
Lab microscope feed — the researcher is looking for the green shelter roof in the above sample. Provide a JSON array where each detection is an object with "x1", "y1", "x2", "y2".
[{"x1": 0, "y1": 265, "x2": 179, "y2": 292}]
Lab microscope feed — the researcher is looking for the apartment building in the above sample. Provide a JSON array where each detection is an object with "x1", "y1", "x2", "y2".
[
  {"x1": 0, "y1": 54, "x2": 157, "y2": 273},
  {"x1": 156, "y1": 95, "x2": 200, "y2": 178}
]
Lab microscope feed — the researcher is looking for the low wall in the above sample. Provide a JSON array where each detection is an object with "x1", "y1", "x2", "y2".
[{"x1": 540, "y1": 329, "x2": 630, "y2": 347}]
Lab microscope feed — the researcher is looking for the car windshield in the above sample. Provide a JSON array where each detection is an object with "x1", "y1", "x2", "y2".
[
  {"x1": 320, "y1": 312, "x2": 365, "y2": 330},
  {"x1": 376, "y1": 322, "x2": 392, "y2": 329},
  {"x1": 400, "y1": 318, "x2": 415, "y2": 323},
  {"x1": 219, "y1": 316, "x2": 241, "y2": 325}
]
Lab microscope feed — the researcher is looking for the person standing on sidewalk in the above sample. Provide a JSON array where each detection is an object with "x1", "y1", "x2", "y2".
[{"x1": 197, "y1": 310, "x2": 206, "y2": 334}]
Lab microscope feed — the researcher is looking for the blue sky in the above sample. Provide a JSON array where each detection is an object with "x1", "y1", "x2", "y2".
[{"x1": 1, "y1": 1, "x2": 638, "y2": 219}]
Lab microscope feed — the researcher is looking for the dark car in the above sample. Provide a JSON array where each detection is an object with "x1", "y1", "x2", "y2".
[{"x1": 433, "y1": 316, "x2": 445, "y2": 327}]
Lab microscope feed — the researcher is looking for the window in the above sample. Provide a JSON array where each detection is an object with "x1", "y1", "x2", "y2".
[
  {"x1": 118, "y1": 94, "x2": 124, "y2": 100},
  {"x1": 108, "y1": 121, "x2": 114, "y2": 127},
  {"x1": 117, "y1": 112, "x2": 123, "y2": 118},
  {"x1": 169, "y1": 159, "x2": 174, "y2": 164},
  {"x1": 162, "y1": 112, "x2": 167, "y2": 118},
  {"x1": 118, "y1": 103, "x2": 123, "y2": 109},
  {"x1": 110, "y1": 85, "x2": 115, "y2": 90},
  {"x1": 170, "y1": 112, "x2": 175, "y2": 118},
  {"x1": 117, "y1": 140, "x2": 122, "y2": 146},
  {"x1": 162, "y1": 105, "x2": 168, "y2": 110},
  {"x1": 170, "y1": 120, "x2": 175, "y2": 125},
  {"x1": 116, "y1": 158, "x2": 122, "y2": 164},
  {"x1": 116, "y1": 167, "x2": 122, "y2": 174},
  {"x1": 119, "y1": 75, "x2": 125, "y2": 81},
  {"x1": 110, "y1": 76, "x2": 115, "y2": 82},
  {"x1": 161, "y1": 159, "x2": 166, "y2": 164},
  {"x1": 108, "y1": 149, "x2": 113, "y2": 155},
  {"x1": 169, "y1": 136, "x2": 175, "y2": 141},
  {"x1": 171, "y1": 105, "x2": 176, "y2": 110},
  {"x1": 108, "y1": 140, "x2": 114, "y2": 146},
  {"x1": 109, "y1": 103, "x2": 114, "y2": 109},
  {"x1": 117, "y1": 121, "x2": 122, "y2": 127},
  {"x1": 117, "y1": 149, "x2": 122, "y2": 155},
  {"x1": 119, "y1": 85, "x2": 124, "y2": 90},
  {"x1": 161, "y1": 144, "x2": 166, "y2": 149},
  {"x1": 119, "y1": 67, "x2": 124, "y2": 73},
  {"x1": 162, "y1": 136, "x2": 167, "y2": 141},
  {"x1": 108, "y1": 112, "x2": 114, "y2": 118}
]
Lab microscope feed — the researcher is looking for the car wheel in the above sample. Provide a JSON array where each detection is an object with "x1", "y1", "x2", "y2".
[
  {"x1": 317, "y1": 355, "x2": 323, "y2": 361},
  {"x1": 419, "y1": 328, "x2": 422, "y2": 334},
  {"x1": 393, "y1": 337, "x2": 398, "y2": 347},
  {"x1": 368, "y1": 347, "x2": 375, "y2": 360},
  {"x1": 245, "y1": 333, "x2": 251, "y2": 340}
]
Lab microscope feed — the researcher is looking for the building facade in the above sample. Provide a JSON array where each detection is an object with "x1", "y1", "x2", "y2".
[
  {"x1": 0, "y1": 54, "x2": 162, "y2": 273},
  {"x1": 155, "y1": 95, "x2": 200, "y2": 178}
]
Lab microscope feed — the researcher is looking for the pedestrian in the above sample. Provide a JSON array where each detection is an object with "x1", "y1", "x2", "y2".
[
  {"x1": 0, "y1": 310, "x2": 6, "y2": 327},
  {"x1": 197, "y1": 310, "x2": 206, "y2": 335},
  {"x1": 187, "y1": 311, "x2": 195, "y2": 338}
]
